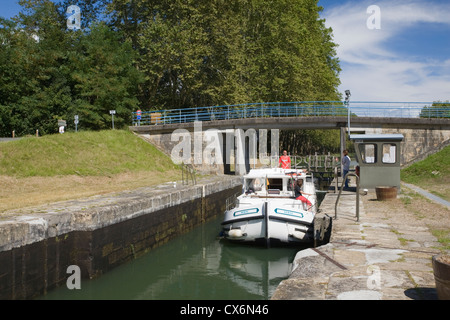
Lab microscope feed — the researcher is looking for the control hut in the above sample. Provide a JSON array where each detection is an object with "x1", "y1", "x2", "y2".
[{"x1": 350, "y1": 134, "x2": 404, "y2": 190}]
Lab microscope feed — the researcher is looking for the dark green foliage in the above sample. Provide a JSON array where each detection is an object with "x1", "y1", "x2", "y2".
[
  {"x1": 0, "y1": 0, "x2": 143, "y2": 135},
  {"x1": 1, "y1": 0, "x2": 342, "y2": 139}
]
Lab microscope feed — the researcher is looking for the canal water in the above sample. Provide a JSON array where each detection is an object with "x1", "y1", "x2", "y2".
[{"x1": 39, "y1": 216, "x2": 303, "y2": 300}]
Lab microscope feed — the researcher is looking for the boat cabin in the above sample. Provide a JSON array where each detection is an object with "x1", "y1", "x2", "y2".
[
  {"x1": 243, "y1": 168, "x2": 307, "y2": 197},
  {"x1": 350, "y1": 134, "x2": 404, "y2": 190}
]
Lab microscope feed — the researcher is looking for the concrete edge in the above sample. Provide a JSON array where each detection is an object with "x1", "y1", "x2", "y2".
[{"x1": 0, "y1": 175, "x2": 242, "y2": 252}]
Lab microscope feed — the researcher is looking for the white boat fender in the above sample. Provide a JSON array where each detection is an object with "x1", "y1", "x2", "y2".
[
  {"x1": 228, "y1": 229, "x2": 244, "y2": 238},
  {"x1": 291, "y1": 231, "x2": 306, "y2": 240}
]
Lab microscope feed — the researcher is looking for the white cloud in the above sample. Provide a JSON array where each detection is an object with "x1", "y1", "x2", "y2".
[{"x1": 323, "y1": 0, "x2": 450, "y2": 102}]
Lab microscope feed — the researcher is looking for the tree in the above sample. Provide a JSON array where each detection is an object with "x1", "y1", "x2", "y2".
[
  {"x1": 280, "y1": 129, "x2": 341, "y2": 155},
  {"x1": 1, "y1": 0, "x2": 343, "y2": 137},
  {"x1": 0, "y1": 0, "x2": 71, "y2": 136},
  {"x1": 109, "y1": 0, "x2": 342, "y2": 109},
  {"x1": 67, "y1": 22, "x2": 143, "y2": 130},
  {"x1": 420, "y1": 101, "x2": 450, "y2": 119},
  {"x1": 0, "y1": 1, "x2": 143, "y2": 135}
]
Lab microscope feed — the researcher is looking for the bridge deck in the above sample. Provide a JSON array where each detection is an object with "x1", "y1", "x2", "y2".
[
  {"x1": 131, "y1": 101, "x2": 450, "y2": 132},
  {"x1": 130, "y1": 115, "x2": 450, "y2": 133}
]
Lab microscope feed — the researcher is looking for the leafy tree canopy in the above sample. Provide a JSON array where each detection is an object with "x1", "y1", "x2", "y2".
[{"x1": 1, "y1": 0, "x2": 342, "y2": 138}]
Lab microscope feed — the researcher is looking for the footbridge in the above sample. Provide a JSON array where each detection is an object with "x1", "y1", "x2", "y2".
[
  {"x1": 131, "y1": 101, "x2": 449, "y2": 131},
  {"x1": 129, "y1": 101, "x2": 450, "y2": 174}
]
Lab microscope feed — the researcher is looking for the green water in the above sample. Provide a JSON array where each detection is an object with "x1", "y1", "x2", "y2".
[{"x1": 39, "y1": 216, "x2": 300, "y2": 300}]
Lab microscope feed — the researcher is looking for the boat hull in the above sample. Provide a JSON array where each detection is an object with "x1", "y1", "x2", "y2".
[
  {"x1": 221, "y1": 200, "x2": 314, "y2": 246},
  {"x1": 221, "y1": 168, "x2": 317, "y2": 247}
]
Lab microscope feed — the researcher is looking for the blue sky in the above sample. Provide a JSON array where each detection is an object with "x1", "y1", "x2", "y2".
[
  {"x1": 1, "y1": 0, "x2": 450, "y2": 102},
  {"x1": 0, "y1": 0, "x2": 21, "y2": 20},
  {"x1": 318, "y1": 0, "x2": 450, "y2": 102}
]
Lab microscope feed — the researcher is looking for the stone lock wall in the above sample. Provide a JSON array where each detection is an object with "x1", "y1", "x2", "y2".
[{"x1": 0, "y1": 177, "x2": 242, "y2": 299}]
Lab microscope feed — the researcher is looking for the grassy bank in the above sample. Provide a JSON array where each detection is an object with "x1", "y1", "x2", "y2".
[
  {"x1": 0, "y1": 130, "x2": 178, "y2": 177},
  {"x1": 0, "y1": 130, "x2": 181, "y2": 212},
  {"x1": 401, "y1": 145, "x2": 449, "y2": 250},
  {"x1": 401, "y1": 145, "x2": 450, "y2": 201}
]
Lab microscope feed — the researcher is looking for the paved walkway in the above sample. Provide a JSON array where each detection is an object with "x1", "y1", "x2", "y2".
[
  {"x1": 402, "y1": 182, "x2": 450, "y2": 208},
  {"x1": 272, "y1": 183, "x2": 448, "y2": 300}
]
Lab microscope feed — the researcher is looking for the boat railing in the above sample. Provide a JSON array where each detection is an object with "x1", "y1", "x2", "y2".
[
  {"x1": 259, "y1": 154, "x2": 338, "y2": 173},
  {"x1": 334, "y1": 173, "x2": 360, "y2": 222},
  {"x1": 226, "y1": 192, "x2": 241, "y2": 211}
]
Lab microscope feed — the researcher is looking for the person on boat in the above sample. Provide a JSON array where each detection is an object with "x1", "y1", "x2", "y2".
[
  {"x1": 294, "y1": 179, "x2": 312, "y2": 209},
  {"x1": 279, "y1": 150, "x2": 291, "y2": 169}
]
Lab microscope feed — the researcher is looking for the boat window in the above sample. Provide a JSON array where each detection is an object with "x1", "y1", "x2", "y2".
[
  {"x1": 245, "y1": 178, "x2": 264, "y2": 193},
  {"x1": 382, "y1": 144, "x2": 396, "y2": 164},
  {"x1": 267, "y1": 178, "x2": 283, "y2": 190},
  {"x1": 359, "y1": 143, "x2": 377, "y2": 164}
]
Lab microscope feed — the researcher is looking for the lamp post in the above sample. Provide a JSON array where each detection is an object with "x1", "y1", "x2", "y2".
[{"x1": 345, "y1": 90, "x2": 351, "y2": 137}]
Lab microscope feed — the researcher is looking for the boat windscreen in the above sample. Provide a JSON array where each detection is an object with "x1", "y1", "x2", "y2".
[
  {"x1": 245, "y1": 178, "x2": 264, "y2": 193},
  {"x1": 267, "y1": 178, "x2": 283, "y2": 190}
]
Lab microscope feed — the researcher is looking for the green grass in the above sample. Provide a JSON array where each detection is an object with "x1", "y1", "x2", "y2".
[
  {"x1": 0, "y1": 130, "x2": 178, "y2": 177},
  {"x1": 431, "y1": 229, "x2": 450, "y2": 251},
  {"x1": 401, "y1": 145, "x2": 450, "y2": 185}
]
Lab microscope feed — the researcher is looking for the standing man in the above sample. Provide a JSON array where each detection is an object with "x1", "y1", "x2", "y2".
[
  {"x1": 279, "y1": 150, "x2": 291, "y2": 169},
  {"x1": 342, "y1": 149, "x2": 351, "y2": 189}
]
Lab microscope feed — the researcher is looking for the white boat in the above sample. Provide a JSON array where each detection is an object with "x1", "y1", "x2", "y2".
[{"x1": 221, "y1": 168, "x2": 317, "y2": 246}]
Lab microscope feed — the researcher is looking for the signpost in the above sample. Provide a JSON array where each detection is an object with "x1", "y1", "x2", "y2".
[
  {"x1": 136, "y1": 109, "x2": 142, "y2": 126},
  {"x1": 110, "y1": 110, "x2": 116, "y2": 129}
]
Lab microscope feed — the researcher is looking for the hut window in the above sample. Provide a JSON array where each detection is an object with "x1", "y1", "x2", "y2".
[
  {"x1": 382, "y1": 144, "x2": 396, "y2": 164},
  {"x1": 359, "y1": 144, "x2": 377, "y2": 164}
]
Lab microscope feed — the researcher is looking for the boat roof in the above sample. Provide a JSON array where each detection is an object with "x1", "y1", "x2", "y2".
[{"x1": 244, "y1": 168, "x2": 307, "y2": 179}]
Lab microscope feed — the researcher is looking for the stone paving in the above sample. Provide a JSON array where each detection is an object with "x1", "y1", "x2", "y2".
[{"x1": 272, "y1": 183, "x2": 448, "y2": 300}]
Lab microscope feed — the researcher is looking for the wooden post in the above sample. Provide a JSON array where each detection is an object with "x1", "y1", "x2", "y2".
[{"x1": 314, "y1": 152, "x2": 318, "y2": 171}]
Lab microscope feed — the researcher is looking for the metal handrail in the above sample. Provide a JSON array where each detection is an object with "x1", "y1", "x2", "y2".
[
  {"x1": 334, "y1": 173, "x2": 360, "y2": 222},
  {"x1": 181, "y1": 164, "x2": 196, "y2": 185},
  {"x1": 132, "y1": 101, "x2": 450, "y2": 125}
]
